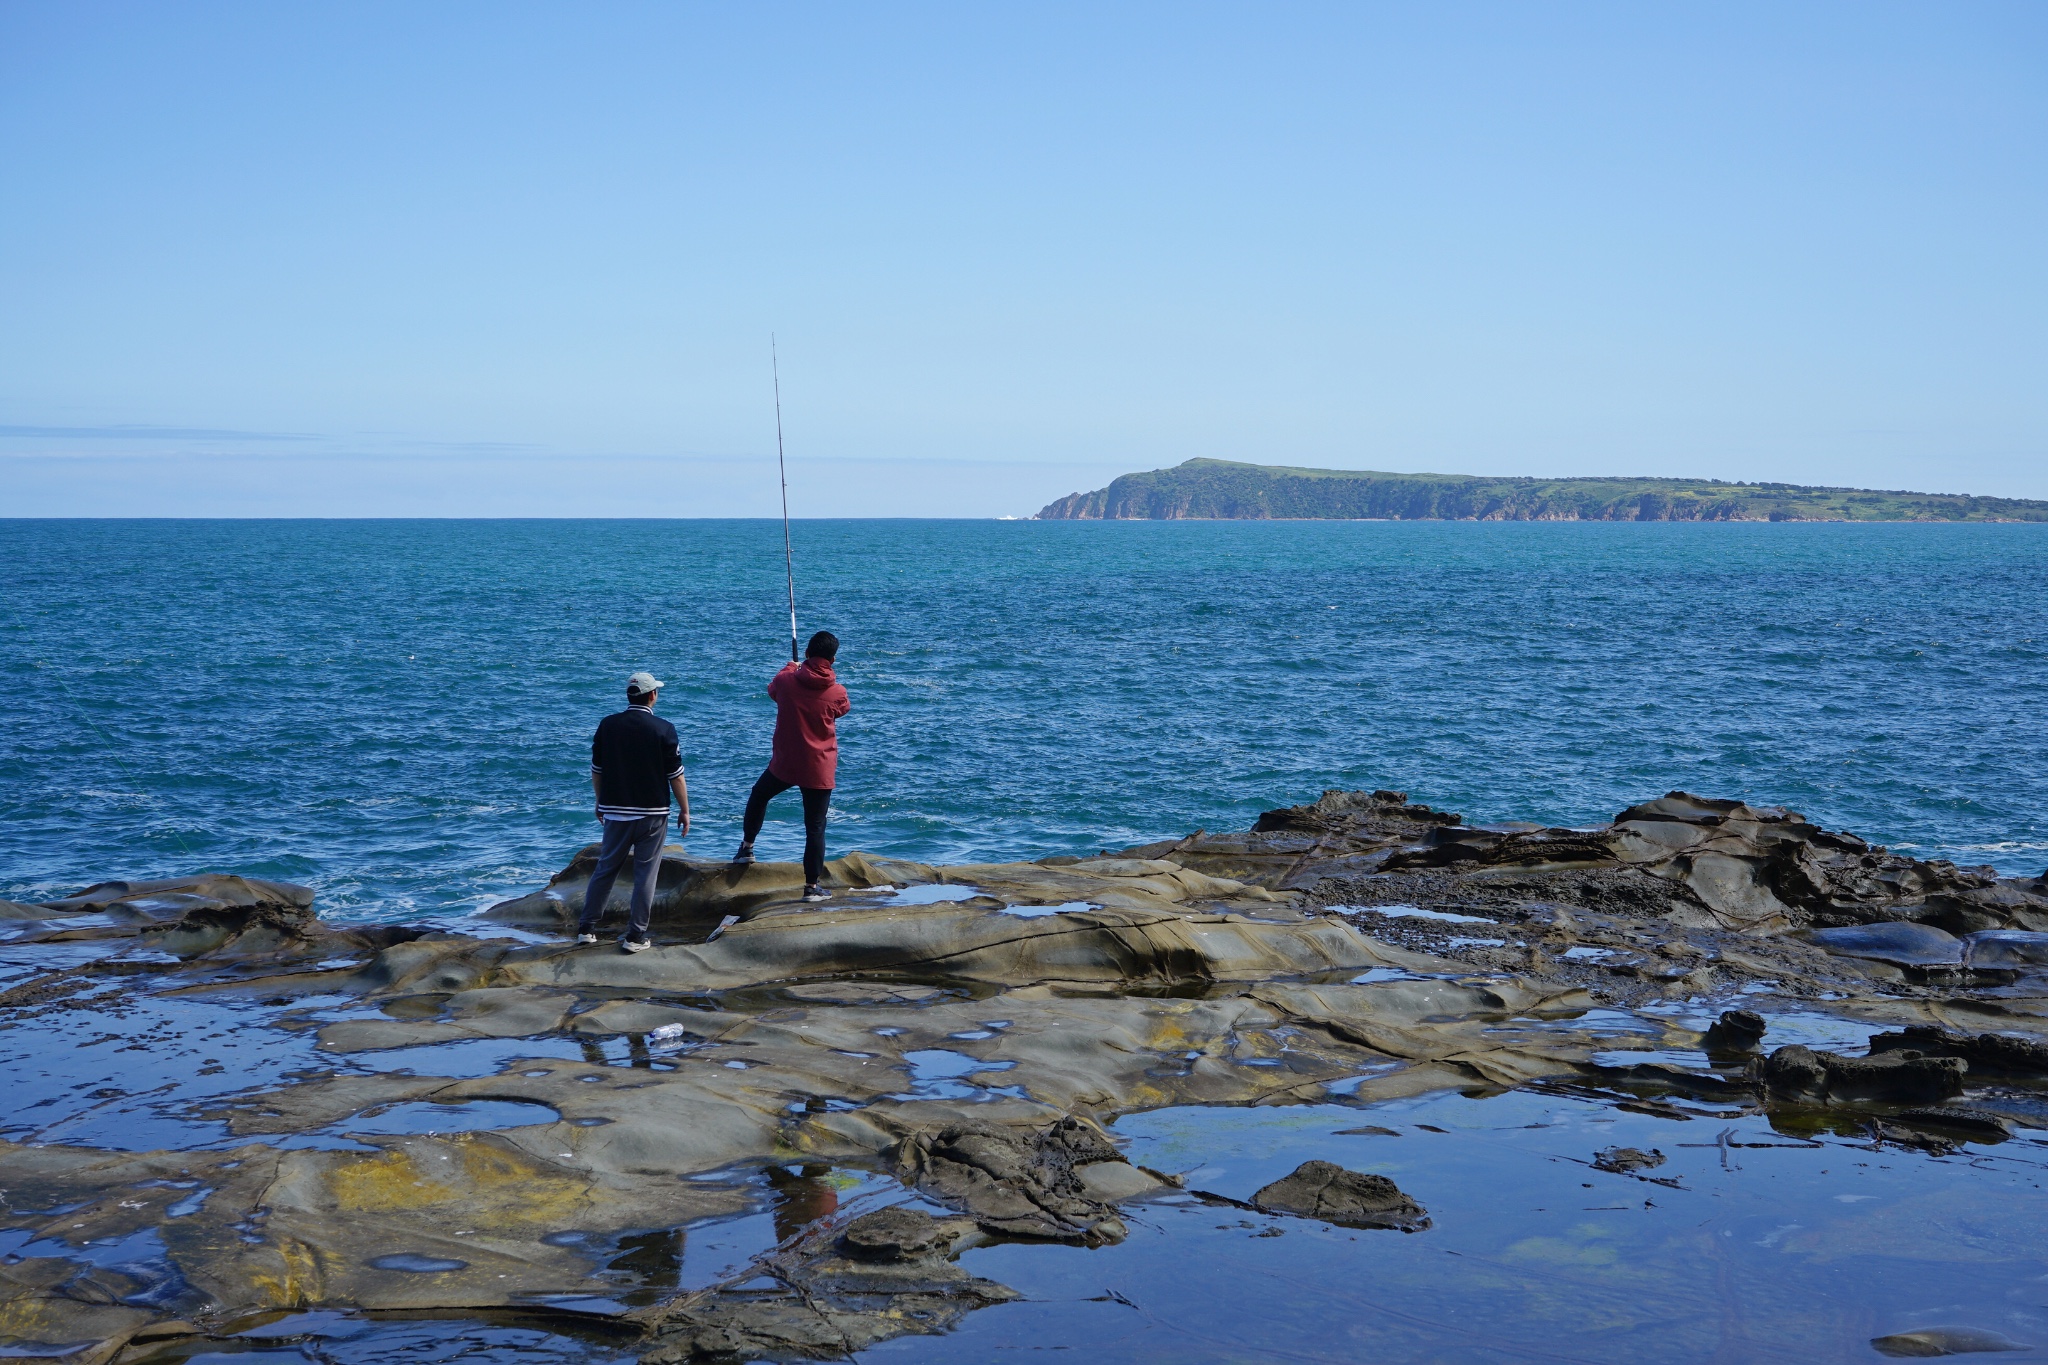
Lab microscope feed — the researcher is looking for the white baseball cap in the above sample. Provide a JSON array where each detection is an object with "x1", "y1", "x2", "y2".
[{"x1": 627, "y1": 671, "x2": 665, "y2": 693}]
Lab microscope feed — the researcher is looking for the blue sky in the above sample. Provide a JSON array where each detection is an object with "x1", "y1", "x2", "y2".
[{"x1": 2, "y1": 2, "x2": 2043, "y2": 515}]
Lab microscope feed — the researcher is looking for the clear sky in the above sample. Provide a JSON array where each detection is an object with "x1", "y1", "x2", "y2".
[{"x1": 2, "y1": 2, "x2": 2044, "y2": 516}]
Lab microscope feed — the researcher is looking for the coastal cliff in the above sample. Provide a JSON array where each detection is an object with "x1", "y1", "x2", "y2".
[{"x1": 1037, "y1": 458, "x2": 2048, "y2": 522}]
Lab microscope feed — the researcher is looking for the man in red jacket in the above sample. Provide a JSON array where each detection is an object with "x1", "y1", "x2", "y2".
[{"x1": 732, "y1": 631, "x2": 850, "y2": 901}]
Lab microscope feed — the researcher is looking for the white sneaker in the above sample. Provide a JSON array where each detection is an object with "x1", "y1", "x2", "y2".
[
  {"x1": 621, "y1": 937, "x2": 653, "y2": 953},
  {"x1": 575, "y1": 933, "x2": 598, "y2": 944},
  {"x1": 803, "y1": 885, "x2": 830, "y2": 903}
]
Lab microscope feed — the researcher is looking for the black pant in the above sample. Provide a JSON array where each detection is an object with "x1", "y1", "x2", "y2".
[{"x1": 742, "y1": 769, "x2": 831, "y2": 886}]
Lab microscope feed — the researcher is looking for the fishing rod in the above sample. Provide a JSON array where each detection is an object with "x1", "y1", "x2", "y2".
[{"x1": 772, "y1": 335, "x2": 798, "y2": 663}]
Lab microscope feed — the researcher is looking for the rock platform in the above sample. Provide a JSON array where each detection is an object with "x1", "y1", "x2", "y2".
[{"x1": 5, "y1": 790, "x2": 2048, "y2": 1362}]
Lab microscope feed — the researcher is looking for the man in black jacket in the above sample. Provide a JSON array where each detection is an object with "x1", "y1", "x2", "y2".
[{"x1": 580, "y1": 670, "x2": 690, "y2": 951}]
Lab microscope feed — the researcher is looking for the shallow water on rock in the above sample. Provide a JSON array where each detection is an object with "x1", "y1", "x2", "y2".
[
  {"x1": 111, "y1": 1165, "x2": 907, "y2": 1361},
  {"x1": 0, "y1": 959, "x2": 345, "y2": 1151},
  {"x1": 330, "y1": 1100, "x2": 560, "y2": 1137},
  {"x1": 342, "y1": 1036, "x2": 598, "y2": 1079},
  {"x1": 0, "y1": 932, "x2": 603, "y2": 1152},
  {"x1": 895, "y1": 1048, "x2": 1021, "y2": 1101},
  {"x1": 1642, "y1": 998, "x2": 1894, "y2": 1054},
  {"x1": 93, "y1": 1081, "x2": 2048, "y2": 1363},
  {"x1": 862, "y1": 1089, "x2": 2048, "y2": 1363},
  {"x1": 999, "y1": 900, "x2": 1096, "y2": 917},
  {"x1": 127, "y1": 1312, "x2": 640, "y2": 1364},
  {"x1": 1333, "y1": 904, "x2": 1499, "y2": 924},
  {"x1": 883, "y1": 885, "x2": 985, "y2": 906}
]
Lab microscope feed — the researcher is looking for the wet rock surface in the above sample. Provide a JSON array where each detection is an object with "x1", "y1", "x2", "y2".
[
  {"x1": 1248, "y1": 1160, "x2": 1430, "y2": 1232},
  {"x1": 892, "y1": 1119, "x2": 1133, "y2": 1245},
  {"x1": 1209, "y1": 791, "x2": 2048, "y2": 1019},
  {"x1": 1868, "y1": 1024, "x2": 2048, "y2": 1076},
  {"x1": 836, "y1": 1207, "x2": 973, "y2": 1263},
  {"x1": 1753, "y1": 1044, "x2": 1968, "y2": 1103},
  {"x1": 6, "y1": 790, "x2": 2048, "y2": 1360},
  {"x1": 1870, "y1": 1326, "x2": 2033, "y2": 1357},
  {"x1": 1591, "y1": 1146, "x2": 1666, "y2": 1174},
  {"x1": 1701, "y1": 1008, "x2": 1768, "y2": 1054}
]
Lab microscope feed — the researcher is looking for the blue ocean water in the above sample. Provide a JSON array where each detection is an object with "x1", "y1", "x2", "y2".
[{"x1": 1, "y1": 518, "x2": 2043, "y2": 920}]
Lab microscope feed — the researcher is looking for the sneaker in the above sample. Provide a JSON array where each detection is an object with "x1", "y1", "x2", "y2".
[
  {"x1": 575, "y1": 932, "x2": 598, "y2": 945},
  {"x1": 621, "y1": 937, "x2": 653, "y2": 953},
  {"x1": 803, "y1": 885, "x2": 830, "y2": 903},
  {"x1": 731, "y1": 843, "x2": 755, "y2": 867}
]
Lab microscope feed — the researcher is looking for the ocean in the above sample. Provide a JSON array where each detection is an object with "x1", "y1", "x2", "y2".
[{"x1": 3, "y1": 518, "x2": 2043, "y2": 919}]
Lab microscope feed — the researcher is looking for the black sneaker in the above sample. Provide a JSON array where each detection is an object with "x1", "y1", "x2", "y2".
[
  {"x1": 731, "y1": 843, "x2": 755, "y2": 867},
  {"x1": 802, "y1": 885, "x2": 829, "y2": 903}
]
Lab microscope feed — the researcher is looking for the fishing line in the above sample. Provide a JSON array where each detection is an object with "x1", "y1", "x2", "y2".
[{"x1": 772, "y1": 335, "x2": 798, "y2": 663}]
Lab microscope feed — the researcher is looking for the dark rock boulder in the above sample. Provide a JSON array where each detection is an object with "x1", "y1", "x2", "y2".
[
  {"x1": 838, "y1": 1207, "x2": 975, "y2": 1263},
  {"x1": 1964, "y1": 931, "x2": 2048, "y2": 968},
  {"x1": 643, "y1": 1205, "x2": 1013, "y2": 1362},
  {"x1": 1867, "y1": 1025, "x2": 2048, "y2": 1077},
  {"x1": 1220, "y1": 787, "x2": 2048, "y2": 938},
  {"x1": 1610, "y1": 793, "x2": 2042, "y2": 933},
  {"x1": 1752, "y1": 1044, "x2": 1965, "y2": 1103},
  {"x1": 142, "y1": 900, "x2": 325, "y2": 959},
  {"x1": 1807, "y1": 923, "x2": 1964, "y2": 968},
  {"x1": 1380, "y1": 826, "x2": 1620, "y2": 873},
  {"x1": 892, "y1": 1118, "x2": 1128, "y2": 1245},
  {"x1": 1252, "y1": 790, "x2": 1461, "y2": 839},
  {"x1": 1592, "y1": 1146, "x2": 1666, "y2": 1174},
  {"x1": 1250, "y1": 1160, "x2": 1430, "y2": 1232},
  {"x1": 1870, "y1": 1326, "x2": 2031, "y2": 1356},
  {"x1": 37, "y1": 873, "x2": 314, "y2": 918},
  {"x1": 1701, "y1": 1009, "x2": 1768, "y2": 1054}
]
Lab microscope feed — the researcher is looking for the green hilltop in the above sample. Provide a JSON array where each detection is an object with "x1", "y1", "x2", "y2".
[{"x1": 1036, "y1": 458, "x2": 2048, "y2": 523}]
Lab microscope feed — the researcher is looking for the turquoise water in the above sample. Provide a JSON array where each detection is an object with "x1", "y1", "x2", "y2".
[{"x1": 2, "y1": 519, "x2": 2044, "y2": 919}]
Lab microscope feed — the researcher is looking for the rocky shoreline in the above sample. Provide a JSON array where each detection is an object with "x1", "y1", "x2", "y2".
[{"x1": 4, "y1": 789, "x2": 2048, "y2": 1362}]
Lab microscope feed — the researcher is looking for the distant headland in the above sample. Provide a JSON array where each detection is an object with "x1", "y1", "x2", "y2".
[{"x1": 1036, "y1": 458, "x2": 2048, "y2": 522}]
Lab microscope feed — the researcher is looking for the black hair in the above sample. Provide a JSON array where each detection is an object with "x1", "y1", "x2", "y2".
[
  {"x1": 805, "y1": 630, "x2": 839, "y2": 661},
  {"x1": 627, "y1": 687, "x2": 654, "y2": 704}
]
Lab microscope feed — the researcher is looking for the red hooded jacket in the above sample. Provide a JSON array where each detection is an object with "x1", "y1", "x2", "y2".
[{"x1": 767, "y1": 658, "x2": 851, "y2": 790}]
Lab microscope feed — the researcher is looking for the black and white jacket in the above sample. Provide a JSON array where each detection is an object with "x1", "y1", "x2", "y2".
[{"x1": 590, "y1": 705, "x2": 684, "y2": 818}]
